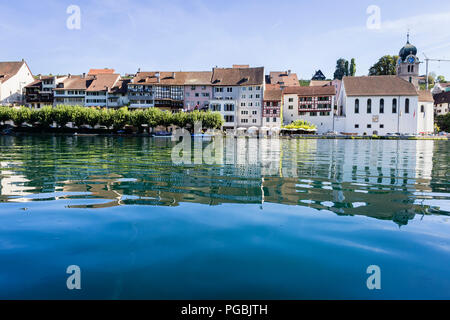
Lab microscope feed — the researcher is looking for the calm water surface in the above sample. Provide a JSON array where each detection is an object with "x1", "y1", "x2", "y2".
[{"x1": 0, "y1": 135, "x2": 449, "y2": 299}]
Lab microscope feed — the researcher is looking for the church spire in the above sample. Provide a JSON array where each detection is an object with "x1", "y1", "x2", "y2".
[{"x1": 407, "y1": 30, "x2": 410, "y2": 44}]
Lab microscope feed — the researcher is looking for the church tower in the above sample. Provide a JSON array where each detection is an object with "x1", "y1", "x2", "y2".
[{"x1": 397, "y1": 33, "x2": 420, "y2": 89}]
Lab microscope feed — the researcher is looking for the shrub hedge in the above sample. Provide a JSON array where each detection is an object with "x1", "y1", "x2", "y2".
[{"x1": 0, "y1": 105, "x2": 224, "y2": 131}]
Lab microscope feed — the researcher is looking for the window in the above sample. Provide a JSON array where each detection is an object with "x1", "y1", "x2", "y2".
[
  {"x1": 224, "y1": 104, "x2": 234, "y2": 111},
  {"x1": 273, "y1": 117, "x2": 277, "y2": 122},
  {"x1": 191, "y1": 86, "x2": 196, "y2": 90},
  {"x1": 252, "y1": 119, "x2": 257, "y2": 123},
  {"x1": 367, "y1": 99, "x2": 372, "y2": 114},
  {"x1": 421, "y1": 105, "x2": 425, "y2": 113},
  {"x1": 310, "y1": 112, "x2": 317, "y2": 116},
  {"x1": 256, "y1": 94, "x2": 260, "y2": 98},
  {"x1": 248, "y1": 87, "x2": 253, "y2": 91},
  {"x1": 380, "y1": 124, "x2": 384, "y2": 128},
  {"x1": 252, "y1": 110, "x2": 257, "y2": 115},
  {"x1": 215, "y1": 87, "x2": 223, "y2": 93},
  {"x1": 409, "y1": 77, "x2": 412, "y2": 83},
  {"x1": 355, "y1": 124, "x2": 359, "y2": 128},
  {"x1": 289, "y1": 98, "x2": 294, "y2": 102},
  {"x1": 241, "y1": 110, "x2": 248, "y2": 115},
  {"x1": 367, "y1": 124, "x2": 372, "y2": 128},
  {"x1": 288, "y1": 105, "x2": 293, "y2": 110},
  {"x1": 224, "y1": 115, "x2": 234, "y2": 122},
  {"x1": 242, "y1": 95, "x2": 246, "y2": 99},
  {"x1": 392, "y1": 98, "x2": 397, "y2": 113},
  {"x1": 405, "y1": 98, "x2": 410, "y2": 113},
  {"x1": 241, "y1": 102, "x2": 245, "y2": 107},
  {"x1": 209, "y1": 103, "x2": 220, "y2": 111},
  {"x1": 355, "y1": 99, "x2": 359, "y2": 114},
  {"x1": 241, "y1": 119, "x2": 248, "y2": 123},
  {"x1": 227, "y1": 87, "x2": 233, "y2": 92},
  {"x1": 379, "y1": 99, "x2": 384, "y2": 114}
]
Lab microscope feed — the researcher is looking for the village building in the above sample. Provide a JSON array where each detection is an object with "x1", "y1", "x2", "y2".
[
  {"x1": 283, "y1": 86, "x2": 336, "y2": 134},
  {"x1": 0, "y1": 60, "x2": 34, "y2": 105},
  {"x1": 183, "y1": 72, "x2": 213, "y2": 111},
  {"x1": 210, "y1": 66, "x2": 264, "y2": 130},
  {"x1": 85, "y1": 73, "x2": 127, "y2": 108},
  {"x1": 311, "y1": 70, "x2": 326, "y2": 81},
  {"x1": 263, "y1": 89, "x2": 283, "y2": 128},
  {"x1": 432, "y1": 82, "x2": 450, "y2": 95},
  {"x1": 24, "y1": 75, "x2": 67, "y2": 109},
  {"x1": 128, "y1": 72, "x2": 186, "y2": 111},
  {"x1": 434, "y1": 91, "x2": 450, "y2": 115},
  {"x1": 53, "y1": 74, "x2": 91, "y2": 106}
]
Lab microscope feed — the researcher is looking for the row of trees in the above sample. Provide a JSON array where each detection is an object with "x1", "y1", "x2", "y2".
[
  {"x1": 333, "y1": 58, "x2": 356, "y2": 80},
  {"x1": 0, "y1": 106, "x2": 224, "y2": 132}
]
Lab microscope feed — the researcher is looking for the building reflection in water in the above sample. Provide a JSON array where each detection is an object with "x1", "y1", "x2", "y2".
[{"x1": 0, "y1": 135, "x2": 447, "y2": 226}]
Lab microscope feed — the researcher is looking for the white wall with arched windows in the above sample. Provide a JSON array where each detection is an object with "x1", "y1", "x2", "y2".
[{"x1": 340, "y1": 95, "x2": 421, "y2": 135}]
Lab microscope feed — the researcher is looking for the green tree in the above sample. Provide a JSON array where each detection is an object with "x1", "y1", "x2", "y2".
[
  {"x1": 112, "y1": 107, "x2": 129, "y2": 130},
  {"x1": 0, "y1": 106, "x2": 12, "y2": 124},
  {"x1": 350, "y1": 58, "x2": 356, "y2": 76},
  {"x1": 436, "y1": 114, "x2": 450, "y2": 132},
  {"x1": 369, "y1": 55, "x2": 399, "y2": 76},
  {"x1": 53, "y1": 105, "x2": 73, "y2": 128},
  {"x1": 36, "y1": 106, "x2": 54, "y2": 128},
  {"x1": 436, "y1": 75, "x2": 446, "y2": 83},
  {"x1": 11, "y1": 107, "x2": 32, "y2": 127},
  {"x1": 333, "y1": 58, "x2": 349, "y2": 80}
]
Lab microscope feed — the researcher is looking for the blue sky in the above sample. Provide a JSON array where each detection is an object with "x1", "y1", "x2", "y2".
[{"x1": 2, "y1": 0, "x2": 450, "y2": 79}]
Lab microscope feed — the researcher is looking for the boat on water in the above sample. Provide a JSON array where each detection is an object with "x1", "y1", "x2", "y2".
[{"x1": 154, "y1": 131, "x2": 172, "y2": 137}]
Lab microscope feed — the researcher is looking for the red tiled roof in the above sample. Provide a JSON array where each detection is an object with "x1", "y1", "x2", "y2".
[
  {"x1": 0, "y1": 61, "x2": 26, "y2": 83},
  {"x1": 269, "y1": 71, "x2": 299, "y2": 86},
  {"x1": 211, "y1": 67, "x2": 264, "y2": 86},
  {"x1": 343, "y1": 76, "x2": 418, "y2": 96},
  {"x1": 86, "y1": 74, "x2": 120, "y2": 92},
  {"x1": 418, "y1": 90, "x2": 433, "y2": 102},
  {"x1": 88, "y1": 68, "x2": 115, "y2": 76},
  {"x1": 264, "y1": 89, "x2": 282, "y2": 101}
]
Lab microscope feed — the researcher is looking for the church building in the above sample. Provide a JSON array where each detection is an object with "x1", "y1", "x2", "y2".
[{"x1": 335, "y1": 35, "x2": 435, "y2": 136}]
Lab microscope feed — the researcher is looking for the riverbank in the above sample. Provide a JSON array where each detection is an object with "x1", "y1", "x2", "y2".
[{"x1": 2, "y1": 126, "x2": 448, "y2": 140}]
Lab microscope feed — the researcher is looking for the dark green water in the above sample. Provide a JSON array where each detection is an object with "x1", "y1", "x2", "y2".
[{"x1": 0, "y1": 135, "x2": 449, "y2": 299}]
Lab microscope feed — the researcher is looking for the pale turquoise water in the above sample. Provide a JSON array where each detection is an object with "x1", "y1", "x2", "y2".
[{"x1": 0, "y1": 136, "x2": 449, "y2": 299}]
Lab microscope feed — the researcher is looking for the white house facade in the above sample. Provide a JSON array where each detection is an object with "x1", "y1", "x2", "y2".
[{"x1": 0, "y1": 60, "x2": 34, "y2": 105}]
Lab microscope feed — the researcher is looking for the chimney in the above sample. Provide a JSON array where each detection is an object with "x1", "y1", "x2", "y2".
[
  {"x1": 68, "y1": 73, "x2": 71, "y2": 78},
  {"x1": 172, "y1": 72, "x2": 176, "y2": 78},
  {"x1": 82, "y1": 73, "x2": 86, "y2": 78},
  {"x1": 138, "y1": 68, "x2": 141, "y2": 73},
  {"x1": 288, "y1": 70, "x2": 291, "y2": 75},
  {"x1": 155, "y1": 72, "x2": 160, "y2": 83}
]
